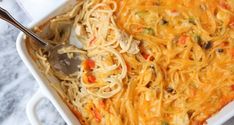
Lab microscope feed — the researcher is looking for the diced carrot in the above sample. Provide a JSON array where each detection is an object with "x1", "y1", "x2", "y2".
[
  {"x1": 118, "y1": 62, "x2": 130, "y2": 72},
  {"x1": 87, "y1": 74, "x2": 96, "y2": 83},
  {"x1": 178, "y1": 35, "x2": 189, "y2": 45},
  {"x1": 117, "y1": 65, "x2": 122, "y2": 70},
  {"x1": 220, "y1": 1, "x2": 231, "y2": 10},
  {"x1": 171, "y1": 9, "x2": 177, "y2": 13},
  {"x1": 230, "y1": 48, "x2": 234, "y2": 57},
  {"x1": 140, "y1": 46, "x2": 154, "y2": 61},
  {"x1": 231, "y1": 85, "x2": 234, "y2": 91},
  {"x1": 99, "y1": 100, "x2": 105, "y2": 108},
  {"x1": 141, "y1": 51, "x2": 154, "y2": 61},
  {"x1": 89, "y1": 37, "x2": 96, "y2": 46},
  {"x1": 169, "y1": 9, "x2": 180, "y2": 16},
  {"x1": 142, "y1": 52, "x2": 150, "y2": 60},
  {"x1": 140, "y1": 48, "x2": 149, "y2": 60},
  {"x1": 220, "y1": 41, "x2": 229, "y2": 47},
  {"x1": 125, "y1": 62, "x2": 132, "y2": 72},
  {"x1": 91, "y1": 107, "x2": 102, "y2": 122},
  {"x1": 85, "y1": 59, "x2": 95, "y2": 70},
  {"x1": 229, "y1": 17, "x2": 234, "y2": 29}
]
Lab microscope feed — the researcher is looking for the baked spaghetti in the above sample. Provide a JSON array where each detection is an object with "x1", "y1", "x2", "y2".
[{"x1": 26, "y1": 0, "x2": 234, "y2": 125}]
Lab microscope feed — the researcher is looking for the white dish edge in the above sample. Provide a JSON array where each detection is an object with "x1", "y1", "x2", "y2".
[{"x1": 15, "y1": 1, "x2": 234, "y2": 125}]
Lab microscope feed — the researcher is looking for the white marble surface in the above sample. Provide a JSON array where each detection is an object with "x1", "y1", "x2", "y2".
[{"x1": 0, "y1": 0, "x2": 233, "y2": 125}]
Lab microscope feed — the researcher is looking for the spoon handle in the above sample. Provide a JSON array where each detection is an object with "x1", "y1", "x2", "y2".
[{"x1": 0, "y1": 7, "x2": 48, "y2": 46}]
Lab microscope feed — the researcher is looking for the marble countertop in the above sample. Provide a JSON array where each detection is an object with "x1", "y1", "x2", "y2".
[
  {"x1": 0, "y1": 1, "x2": 65, "y2": 125},
  {"x1": 0, "y1": 1, "x2": 233, "y2": 125}
]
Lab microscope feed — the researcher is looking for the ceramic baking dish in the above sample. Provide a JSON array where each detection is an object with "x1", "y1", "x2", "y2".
[{"x1": 16, "y1": 1, "x2": 234, "y2": 125}]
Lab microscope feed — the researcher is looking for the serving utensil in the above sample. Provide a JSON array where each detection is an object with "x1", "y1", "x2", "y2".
[{"x1": 0, "y1": 7, "x2": 80, "y2": 75}]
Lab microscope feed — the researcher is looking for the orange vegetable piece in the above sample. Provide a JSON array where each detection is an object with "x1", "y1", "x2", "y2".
[
  {"x1": 220, "y1": 41, "x2": 229, "y2": 47},
  {"x1": 99, "y1": 100, "x2": 105, "y2": 108},
  {"x1": 91, "y1": 107, "x2": 102, "y2": 122},
  {"x1": 231, "y1": 85, "x2": 234, "y2": 91},
  {"x1": 117, "y1": 65, "x2": 122, "y2": 70},
  {"x1": 118, "y1": 62, "x2": 131, "y2": 71},
  {"x1": 230, "y1": 48, "x2": 234, "y2": 57},
  {"x1": 142, "y1": 52, "x2": 150, "y2": 60},
  {"x1": 220, "y1": 0, "x2": 231, "y2": 10},
  {"x1": 178, "y1": 35, "x2": 189, "y2": 45},
  {"x1": 229, "y1": 17, "x2": 234, "y2": 29},
  {"x1": 87, "y1": 74, "x2": 96, "y2": 83},
  {"x1": 85, "y1": 59, "x2": 95, "y2": 70},
  {"x1": 171, "y1": 9, "x2": 178, "y2": 14}
]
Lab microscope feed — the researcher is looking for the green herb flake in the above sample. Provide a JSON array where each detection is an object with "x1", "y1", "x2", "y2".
[
  {"x1": 143, "y1": 28, "x2": 155, "y2": 36},
  {"x1": 189, "y1": 17, "x2": 196, "y2": 25},
  {"x1": 135, "y1": 11, "x2": 148, "y2": 18},
  {"x1": 161, "y1": 121, "x2": 169, "y2": 125},
  {"x1": 194, "y1": 35, "x2": 202, "y2": 43},
  {"x1": 203, "y1": 41, "x2": 212, "y2": 50}
]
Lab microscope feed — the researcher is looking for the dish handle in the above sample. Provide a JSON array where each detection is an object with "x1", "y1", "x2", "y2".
[{"x1": 26, "y1": 90, "x2": 45, "y2": 125}]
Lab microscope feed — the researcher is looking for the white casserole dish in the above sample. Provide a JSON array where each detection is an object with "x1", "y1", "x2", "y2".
[{"x1": 16, "y1": 1, "x2": 234, "y2": 125}]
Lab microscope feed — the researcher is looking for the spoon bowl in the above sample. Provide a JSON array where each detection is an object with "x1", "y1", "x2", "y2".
[{"x1": 48, "y1": 44, "x2": 81, "y2": 75}]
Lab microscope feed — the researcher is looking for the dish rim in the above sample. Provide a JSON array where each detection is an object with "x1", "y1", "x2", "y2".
[{"x1": 15, "y1": 1, "x2": 234, "y2": 125}]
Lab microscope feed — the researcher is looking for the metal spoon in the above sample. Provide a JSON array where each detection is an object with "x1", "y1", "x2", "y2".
[{"x1": 0, "y1": 7, "x2": 80, "y2": 75}]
